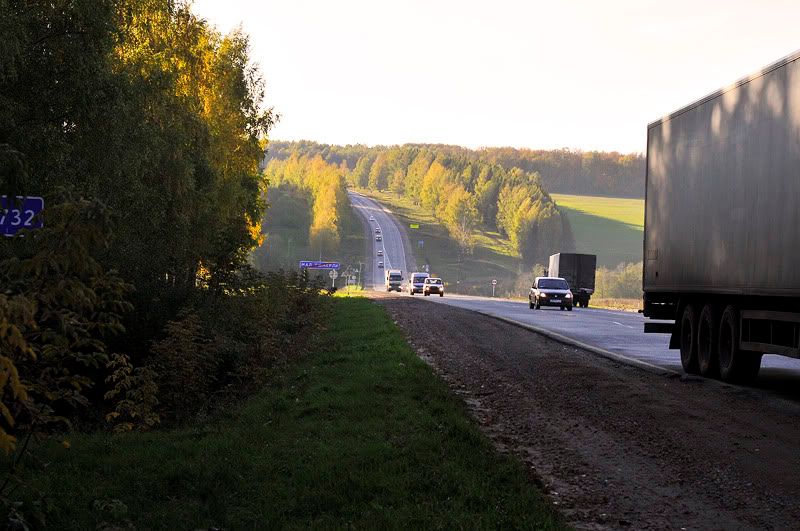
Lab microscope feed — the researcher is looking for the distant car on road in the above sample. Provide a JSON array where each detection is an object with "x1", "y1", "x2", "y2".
[
  {"x1": 369, "y1": 216, "x2": 375, "y2": 221},
  {"x1": 377, "y1": 249, "x2": 383, "y2": 257},
  {"x1": 375, "y1": 228, "x2": 381, "y2": 234},
  {"x1": 423, "y1": 277, "x2": 444, "y2": 297},
  {"x1": 408, "y1": 272, "x2": 430, "y2": 295},
  {"x1": 376, "y1": 235, "x2": 382, "y2": 241},
  {"x1": 530, "y1": 277, "x2": 573, "y2": 311},
  {"x1": 377, "y1": 261, "x2": 384, "y2": 269}
]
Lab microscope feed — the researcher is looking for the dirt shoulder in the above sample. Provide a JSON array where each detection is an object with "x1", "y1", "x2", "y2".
[{"x1": 374, "y1": 293, "x2": 800, "y2": 530}]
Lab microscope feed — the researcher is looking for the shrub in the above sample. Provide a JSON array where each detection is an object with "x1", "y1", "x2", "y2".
[{"x1": 595, "y1": 262, "x2": 643, "y2": 299}]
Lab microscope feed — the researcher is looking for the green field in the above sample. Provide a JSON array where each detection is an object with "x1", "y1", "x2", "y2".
[
  {"x1": 357, "y1": 190, "x2": 524, "y2": 296},
  {"x1": 551, "y1": 193, "x2": 644, "y2": 267},
  {"x1": 15, "y1": 297, "x2": 563, "y2": 529}
]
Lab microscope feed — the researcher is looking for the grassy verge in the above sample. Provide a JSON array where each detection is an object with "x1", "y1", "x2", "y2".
[
  {"x1": 589, "y1": 298, "x2": 642, "y2": 312},
  {"x1": 16, "y1": 297, "x2": 563, "y2": 529},
  {"x1": 356, "y1": 189, "x2": 523, "y2": 295},
  {"x1": 551, "y1": 193, "x2": 644, "y2": 267}
]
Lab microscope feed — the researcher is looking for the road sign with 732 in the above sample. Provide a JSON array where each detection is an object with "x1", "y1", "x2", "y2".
[{"x1": 1, "y1": 196, "x2": 44, "y2": 237}]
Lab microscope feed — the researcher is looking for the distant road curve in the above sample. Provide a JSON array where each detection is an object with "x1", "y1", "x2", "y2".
[{"x1": 348, "y1": 191, "x2": 415, "y2": 290}]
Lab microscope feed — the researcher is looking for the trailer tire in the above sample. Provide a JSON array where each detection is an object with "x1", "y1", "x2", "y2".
[
  {"x1": 718, "y1": 305, "x2": 762, "y2": 384},
  {"x1": 680, "y1": 304, "x2": 700, "y2": 374},
  {"x1": 697, "y1": 304, "x2": 720, "y2": 378},
  {"x1": 529, "y1": 299, "x2": 534, "y2": 309}
]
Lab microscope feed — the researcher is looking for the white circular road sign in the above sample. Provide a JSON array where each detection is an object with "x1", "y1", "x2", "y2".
[
  {"x1": 329, "y1": 270, "x2": 339, "y2": 279},
  {"x1": 492, "y1": 279, "x2": 497, "y2": 285}
]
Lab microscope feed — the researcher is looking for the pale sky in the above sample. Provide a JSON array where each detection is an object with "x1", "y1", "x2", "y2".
[{"x1": 192, "y1": 0, "x2": 800, "y2": 153}]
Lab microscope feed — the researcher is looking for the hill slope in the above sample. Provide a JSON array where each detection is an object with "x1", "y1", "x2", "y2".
[{"x1": 551, "y1": 194, "x2": 644, "y2": 267}]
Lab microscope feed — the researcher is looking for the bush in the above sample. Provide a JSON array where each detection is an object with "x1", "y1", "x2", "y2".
[
  {"x1": 595, "y1": 262, "x2": 643, "y2": 299},
  {"x1": 147, "y1": 269, "x2": 328, "y2": 420}
]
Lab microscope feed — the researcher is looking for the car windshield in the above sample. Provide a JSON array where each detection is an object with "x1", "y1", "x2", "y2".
[
  {"x1": 538, "y1": 279, "x2": 569, "y2": 290},
  {"x1": 389, "y1": 275, "x2": 401, "y2": 281},
  {"x1": 427, "y1": 279, "x2": 442, "y2": 285},
  {"x1": 413, "y1": 276, "x2": 427, "y2": 283}
]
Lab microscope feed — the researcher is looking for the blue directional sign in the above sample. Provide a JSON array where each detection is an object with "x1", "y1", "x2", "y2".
[
  {"x1": 1, "y1": 196, "x2": 44, "y2": 237},
  {"x1": 299, "y1": 260, "x2": 340, "y2": 270}
]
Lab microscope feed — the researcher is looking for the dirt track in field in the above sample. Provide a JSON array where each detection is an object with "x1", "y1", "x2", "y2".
[{"x1": 373, "y1": 293, "x2": 800, "y2": 530}]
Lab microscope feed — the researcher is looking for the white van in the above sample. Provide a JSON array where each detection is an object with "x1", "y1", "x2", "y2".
[{"x1": 408, "y1": 272, "x2": 430, "y2": 295}]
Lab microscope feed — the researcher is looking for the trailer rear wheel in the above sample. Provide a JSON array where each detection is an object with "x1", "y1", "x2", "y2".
[
  {"x1": 680, "y1": 304, "x2": 700, "y2": 374},
  {"x1": 718, "y1": 305, "x2": 762, "y2": 384},
  {"x1": 697, "y1": 304, "x2": 720, "y2": 377}
]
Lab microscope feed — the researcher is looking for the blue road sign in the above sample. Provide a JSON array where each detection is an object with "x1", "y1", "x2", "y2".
[
  {"x1": 1, "y1": 196, "x2": 44, "y2": 237},
  {"x1": 299, "y1": 260, "x2": 340, "y2": 270}
]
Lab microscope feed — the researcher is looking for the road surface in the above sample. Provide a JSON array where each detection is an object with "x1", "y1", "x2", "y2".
[
  {"x1": 349, "y1": 191, "x2": 800, "y2": 391},
  {"x1": 378, "y1": 294, "x2": 800, "y2": 530},
  {"x1": 349, "y1": 191, "x2": 415, "y2": 290}
]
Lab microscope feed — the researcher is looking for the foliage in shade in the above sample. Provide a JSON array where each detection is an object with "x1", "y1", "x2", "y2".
[{"x1": 258, "y1": 155, "x2": 355, "y2": 265}]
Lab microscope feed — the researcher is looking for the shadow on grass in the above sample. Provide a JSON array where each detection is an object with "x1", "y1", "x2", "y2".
[{"x1": 559, "y1": 206, "x2": 644, "y2": 267}]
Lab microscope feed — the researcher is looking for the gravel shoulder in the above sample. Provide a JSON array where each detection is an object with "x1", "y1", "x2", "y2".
[{"x1": 373, "y1": 293, "x2": 800, "y2": 530}]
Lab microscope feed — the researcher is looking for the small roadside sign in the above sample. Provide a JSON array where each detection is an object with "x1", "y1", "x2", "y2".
[
  {"x1": 492, "y1": 279, "x2": 497, "y2": 285},
  {"x1": 1, "y1": 196, "x2": 44, "y2": 237},
  {"x1": 328, "y1": 270, "x2": 339, "y2": 279},
  {"x1": 409, "y1": 223, "x2": 420, "y2": 229},
  {"x1": 299, "y1": 260, "x2": 339, "y2": 270}
]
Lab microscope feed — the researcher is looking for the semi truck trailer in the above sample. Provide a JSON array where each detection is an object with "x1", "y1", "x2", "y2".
[
  {"x1": 643, "y1": 50, "x2": 800, "y2": 383},
  {"x1": 548, "y1": 253, "x2": 596, "y2": 307}
]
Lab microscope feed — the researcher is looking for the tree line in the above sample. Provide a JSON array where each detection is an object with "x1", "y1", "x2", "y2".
[
  {"x1": 0, "y1": 0, "x2": 327, "y2": 479},
  {"x1": 266, "y1": 140, "x2": 645, "y2": 198},
  {"x1": 268, "y1": 143, "x2": 574, "y2": 265},
  {"x1": 255, "y1": 155, "x2": 354, "y2": 268}
]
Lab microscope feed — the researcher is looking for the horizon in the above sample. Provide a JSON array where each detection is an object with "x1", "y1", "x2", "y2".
[{"x1": 267, "y1": 138, "x2": 647, "y2": 156}]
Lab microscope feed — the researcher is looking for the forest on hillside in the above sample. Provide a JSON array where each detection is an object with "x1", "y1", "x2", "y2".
[
  {"x1": 266, "y1": 140, "x2": 645, "y2": 198},
  {"x1": 265, "y1": 146, "x2": 575, "y2": 266}
]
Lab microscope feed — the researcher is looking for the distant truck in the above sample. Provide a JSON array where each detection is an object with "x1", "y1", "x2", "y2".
[
  {"x1": 548, "y1": 253, "x2": 596, "y2": 307},
  {"x1": 643, "y1": 50, "x2": 800, "y2": 383},
  {"x1": 385, "y1": 269, "x2": 403, "y2": 292}
]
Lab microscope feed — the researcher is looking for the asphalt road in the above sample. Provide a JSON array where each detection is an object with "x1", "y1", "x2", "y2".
[
  {"x1": 349, "y1": 191, "x2": 415, "y2": 289},
  {"x1": 350, "y1": 191, "x2": 800, "y2": 392}
]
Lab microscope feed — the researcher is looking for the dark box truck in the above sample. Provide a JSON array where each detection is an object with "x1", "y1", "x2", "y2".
[
  {"x1": 643, "y1": 50, "x2": 800, "y2": 383},
  {"x1": 548, "y1": 253, "x2": 596, "y2": 308}
]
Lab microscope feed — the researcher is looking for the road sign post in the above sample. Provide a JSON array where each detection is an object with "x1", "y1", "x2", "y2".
[
  {"x1": 329, "y1": 269, "x2": 338, "y2": 288},
  {"x1": 491, "y1": 278, "x2": 497, "y2": 297}
]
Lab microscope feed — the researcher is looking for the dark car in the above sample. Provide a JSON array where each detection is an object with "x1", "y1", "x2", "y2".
[{"x1": 529, "y1": 276, "x2": 573, "y2": 311}]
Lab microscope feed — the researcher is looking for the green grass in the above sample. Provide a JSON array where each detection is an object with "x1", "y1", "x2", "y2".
[
  {"x1": 551, "y1": 193, "x2": 644, "y2": 267},
  {"x1": 16, "y1": 297, "x2": 563, "y2": 529},
  {"x1": 358, "y1": 189, "x2": 523, "y2": 295}
]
